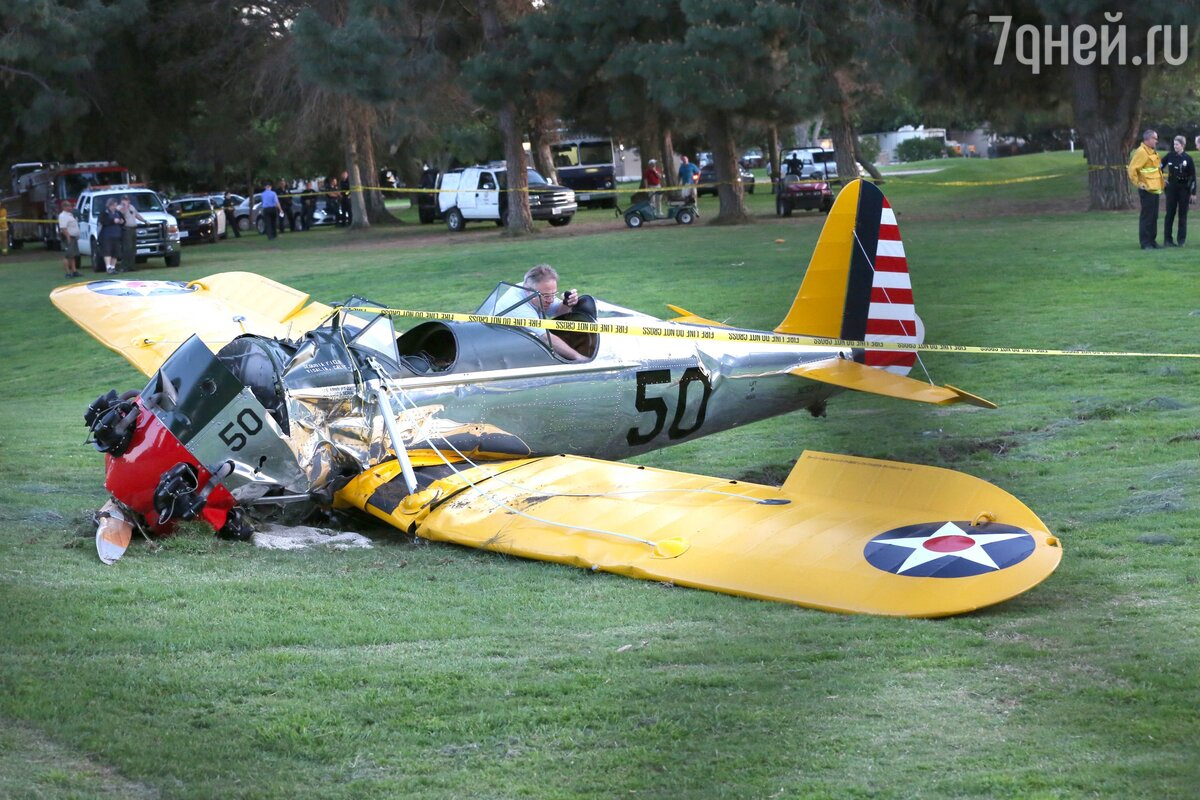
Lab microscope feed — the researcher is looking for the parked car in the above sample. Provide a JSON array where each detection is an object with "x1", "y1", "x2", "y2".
[
  {"x1": 287, "y1": 196, "x2": 336, "y2": 230},
  {"x1": 207, "y1": 194, "x2": 243, "y2": 238},
  {"x1": 740, "y1": 148, "x2": 765, "y2": 168},
  {"x1": 437, "y1": 166, "x2": 576, "y2": 231},
  {"x1": 167, "y1": 196, "x2": 222, "y2": 244},
  {"x1": 697, "y1": 163, "x2": 755, "y2": 196},
  {"x1": 232, "y1": 193, "x2": 261, "y2": 232},
  {"x1": 775, "y1": 177, "x2": 833, "y2": 216}
]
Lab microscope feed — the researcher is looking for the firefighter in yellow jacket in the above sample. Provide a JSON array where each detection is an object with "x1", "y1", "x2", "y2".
[{"x1": 1128, "y1": 129, "x2": 1164, "y2": 249}]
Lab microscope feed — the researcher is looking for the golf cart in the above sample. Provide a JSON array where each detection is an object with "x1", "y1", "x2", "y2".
[{"x1": 617, "y1": 190, "x2": 698, "y2": 228}]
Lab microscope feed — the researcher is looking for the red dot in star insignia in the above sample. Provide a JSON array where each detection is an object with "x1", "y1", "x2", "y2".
[{"x1": 922, "y1": 534, "x2": 975, "y2": 553}]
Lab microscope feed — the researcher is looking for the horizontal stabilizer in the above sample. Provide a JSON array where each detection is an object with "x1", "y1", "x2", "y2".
[
  {"x1": 790, "y1": 358, "x2": 996, "y2": 408},
  {"x1": 665, "y1": 304, "x2": 731, "y2": 328},
  {"x1": 51, "y1": 272, "x2": 332, "y2": 376},
  {"x1": 339, "y1": 452, "x2": 1059, "y2": 617}
]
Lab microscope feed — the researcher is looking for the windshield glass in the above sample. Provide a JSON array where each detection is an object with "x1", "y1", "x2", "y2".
[
  {"x1": 812, "y1": 151, "x2": 836, "y2": 164},
  {"x1": 59, "y1": 169, "x2": 131, "y2": 199},
  {"x1": 551, "y1": 141, "x2": 613, "y2": 168},
  {"x1": 495, "y1": 169, "x2": 550, "y2": 189},
  {"x1": 125, "y1": 192, "x2": 165, "y2": 213},
  {"x1": 173, "y1": 199, "x2": 211, "y2": 214},
  {"x1": 476, "y1": 282, "x2": 543, "y2": 320}
]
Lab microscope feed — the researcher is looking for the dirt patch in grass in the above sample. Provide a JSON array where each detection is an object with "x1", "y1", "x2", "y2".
[
  {"x1": 936, "y1": 437, "x2": 1019, "y2": 462},
  {"x1": 1118, "y1": 488, "x2": 1186, "y2": 517},
  {"x1": 736, "y1": 464, "x2": 792, "y2": 487},
  {"x1": 1073, "y1": 396, "x2": 1188, "y2": 421}
]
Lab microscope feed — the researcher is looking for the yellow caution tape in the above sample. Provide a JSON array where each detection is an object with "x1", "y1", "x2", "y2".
[
  {"x1": 338, "y1": 305, "x2": 1200, "y2": 359},
  {"x1": 885, "y1": 174, "x2": 1066, "y2": 187},
  {"x1": 290, "y1": 182, "x2": 718, "y2": 197}
]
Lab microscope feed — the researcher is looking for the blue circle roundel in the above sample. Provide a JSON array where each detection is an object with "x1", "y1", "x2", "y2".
[{"x1": 863, "y1": 521, "x2": 1035, "y2": 578}]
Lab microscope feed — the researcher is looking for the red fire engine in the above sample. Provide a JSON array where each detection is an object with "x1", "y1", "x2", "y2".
[{"x1": 3, "y1": 161, "x2": 132, "y2": 250}]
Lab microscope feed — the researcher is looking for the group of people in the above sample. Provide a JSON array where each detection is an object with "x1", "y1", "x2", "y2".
[
  {"x1": 1128, "y1": 129, "x2": 1197, "y2": 250},
  {"x1": 56, "y1": 194, "x2": 145, "y2": 277},
  {"x1": 220, "y1": 174, "x2": 355, "y2": 242},
  {"x1": 640, "y1": 155, "x2": 702, "y2": 213}
]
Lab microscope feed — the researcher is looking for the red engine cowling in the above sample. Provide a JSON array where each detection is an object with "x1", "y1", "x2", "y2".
[{"x1": 104, "y1": 398, "x2": 236, "y2": 534}]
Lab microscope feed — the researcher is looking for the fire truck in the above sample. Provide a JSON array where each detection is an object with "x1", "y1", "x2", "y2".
[{"x1": 3, "y1": 161, "x2": 132, "y2": 250}]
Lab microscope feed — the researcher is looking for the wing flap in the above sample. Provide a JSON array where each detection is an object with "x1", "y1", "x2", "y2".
[
  {"x1": 50, "y1": 272, "x2": 332, "y2": 376},
  {"x1": 340, "y1": 452, "x2": 1059, "y2": 617},
  {"x1": 791, "y1": 357, "x2": 997, "y2": 408}
]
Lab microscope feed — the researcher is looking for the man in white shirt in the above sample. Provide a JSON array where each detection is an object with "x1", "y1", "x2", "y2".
[
  {"x1": 118, "y1": 195, "x2": 146, "y2": 271},
  {"x1": 58, "y1": 199, "x2": 81, "y2": 278}
]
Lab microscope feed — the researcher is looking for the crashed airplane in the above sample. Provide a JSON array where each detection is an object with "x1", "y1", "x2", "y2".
[{"x1": 51, "y1": 180, "x2": 1061, "y2": 617}]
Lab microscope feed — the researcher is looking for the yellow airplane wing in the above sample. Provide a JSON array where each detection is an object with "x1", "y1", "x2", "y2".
[
  {"x1": 338, "y1": 451, "x2": 1061, "y2": 617},
  {"x1": 50, "y1": 272, "x2": 333, "y2": 376},
  {"x1": 791, "y1": 357, "x2": 997, "y2": 408}
]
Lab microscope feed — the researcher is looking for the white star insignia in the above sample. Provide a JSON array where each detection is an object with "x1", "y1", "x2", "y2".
[{"x1": 880, "y1": 522, "x2": 1028, "y2": 574}]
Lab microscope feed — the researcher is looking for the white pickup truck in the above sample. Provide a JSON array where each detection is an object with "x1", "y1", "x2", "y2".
[
  {"x1": 76, "y1": 186, "x2": 181, "y2": 269},
  {"x1": 437, "y1": 166, "x2": 577, "y2": 231}
]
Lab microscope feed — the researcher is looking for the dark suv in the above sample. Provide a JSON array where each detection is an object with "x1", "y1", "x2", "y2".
[{"x1": 697, "y1": 163, "x2": 755, "y2": 197}]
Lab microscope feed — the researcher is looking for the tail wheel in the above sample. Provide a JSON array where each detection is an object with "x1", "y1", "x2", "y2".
[
  {"x1": 676, "y1": 208, "x2": 695, "y2": 225},
  {"x1": 625, "y1": 213, "x2": 643, "y2": 229},
  {"x1": 446, "y1": 208, "x2": 465, "y2": 232}
]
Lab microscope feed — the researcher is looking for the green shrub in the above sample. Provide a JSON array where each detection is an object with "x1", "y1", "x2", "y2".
[
  {"x1": 857, "y1": 135, "x2": 881, "y2": 165},
  {"x1": 895, "y1": 137, "x2": 947, "y2": 162}
]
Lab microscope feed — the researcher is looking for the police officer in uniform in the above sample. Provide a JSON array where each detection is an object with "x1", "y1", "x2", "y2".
[
  {"x1": 1127, "y1": 129, "x2": 1164, "y2": 249},
  {"x1": 1160, "y1": 135, "x2": 1195, "y2": 247}
]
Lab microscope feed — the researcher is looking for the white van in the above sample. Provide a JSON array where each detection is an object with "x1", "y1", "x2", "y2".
[
  {"x1": 437, "y1": 166, "x2": 576, "y2": 231},
  {"x1": 781, "y1": 148, "x2": 839, "y2": 180}
]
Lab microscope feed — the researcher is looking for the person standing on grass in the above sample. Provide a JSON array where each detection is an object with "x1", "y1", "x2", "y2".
[
  {"x1": 99, "y1": 198, "x2": 125, "y2": 273},
  {"x1": 58, "y1": 199, "x2": 81, "y2": 278},
  {"x1": 1160, "y1": 135, "x2": 1195, "y2": 247},
  {"x1": 118, "y1": 195, "x2": 147, "y2": 271},
  {"x1": 678, "y1": 156, "x2": 700, "y2": 203},
  {"x1": 1127, "y1": 129, "x2": 1163, "y2": 250},
  {"x1": 222, "y1": 192, "x2": 240, "y2": 238},
  {"x1": 260, "y1": 181, "x2": 282, "y2": 240}
]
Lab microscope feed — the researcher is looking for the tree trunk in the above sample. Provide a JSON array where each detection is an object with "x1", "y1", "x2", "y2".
[
  {"x1": 659, "y1": 129, "x2": 676, "y2": 186},
  {"x1": 479, "y1": 0, "x2": 533, "y2": 235},
  {"x1": 827, "y1": 73, "x2": 861, "y2": 186},
  {"x1": 358, "y1": 122, "x2": 394, "y2": 224},
  {"x1": 853, "y1": 136, "x2": 884, "y2": 181},
  {"x1": 1070, "y1": 61, "x2": 1142, "y2": 211},
  {"x1": 707, "y1": 113, "x2": 748, "y2": 224},
  {"x1": 345, "y1": 114, "x2": 369, "y2": 230},
  {"x1": 768, "y1": 124, "x2": 781, "y2": 194},
  {"x1": 529, "y1": 117, "x2": 558, "y2": 185}
]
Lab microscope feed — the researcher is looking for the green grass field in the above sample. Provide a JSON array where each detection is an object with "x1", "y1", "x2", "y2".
[{"x1": 1, "y1": 151, "x2": 1197, "y2": 799}]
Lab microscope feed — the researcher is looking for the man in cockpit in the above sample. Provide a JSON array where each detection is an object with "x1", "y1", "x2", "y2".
[{"x1": 522, "y1": 263, "x2": 592, "y2": 362}]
